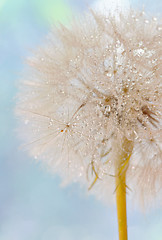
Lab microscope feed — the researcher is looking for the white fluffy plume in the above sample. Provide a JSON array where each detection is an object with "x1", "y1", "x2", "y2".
[{"x1": 16, "y1": 9, "x2": 162, "y2": 207}]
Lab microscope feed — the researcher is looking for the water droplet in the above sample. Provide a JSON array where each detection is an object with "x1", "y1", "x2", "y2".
[
  {"x1": 49, "y1": 119, "x2": 54, "y2": 126},
  {"x1": 106, "y1": 72, "x2": 112, "y2": 77},
  {"x1": 157, "y1": 25, "x2": 162, "y2": 31},
  {"x1": 25, "y1": 120, "x2": 29, "y2": 125}
]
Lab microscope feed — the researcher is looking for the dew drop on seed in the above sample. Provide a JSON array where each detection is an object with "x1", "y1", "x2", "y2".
[
  {"x1": 25, "y1": 119, "x2": 29, "y2": 125},
  {"x1": 157, "y1": 25, "x2": 162, "y2": 31},
  {"x1": 106, "y1": 72, "x2": 112, "y2": 77}
]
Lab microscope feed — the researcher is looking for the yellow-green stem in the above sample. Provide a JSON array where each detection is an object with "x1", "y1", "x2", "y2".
[
  {"x1": 116, "y1": 171, "x2": 127, "y2": 240},
  {"x1": 115, "y1": 138, "x2": 133, "y2": 240}
]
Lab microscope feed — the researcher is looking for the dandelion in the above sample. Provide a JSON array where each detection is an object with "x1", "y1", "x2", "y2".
[{"x1": 16, "y1": 9, "x2": 162, "y2": 240}]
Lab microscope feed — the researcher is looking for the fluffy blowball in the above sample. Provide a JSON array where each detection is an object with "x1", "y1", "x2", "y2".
[{"x1": 16, "y1": 10, "x2": 162, "y2": 208}]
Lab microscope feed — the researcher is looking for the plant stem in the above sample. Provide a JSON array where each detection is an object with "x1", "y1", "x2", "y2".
[
  {"x1": 115, "y1": 138, "x2": 133, "y2": 240},
  {"x1": 116, "y1": 171, "x2": 127, "y2": 240}
]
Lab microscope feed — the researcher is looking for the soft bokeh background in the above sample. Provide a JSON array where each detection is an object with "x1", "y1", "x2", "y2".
[{"x1": 0, "y1": 0, "x2": 161, "y2": 239}]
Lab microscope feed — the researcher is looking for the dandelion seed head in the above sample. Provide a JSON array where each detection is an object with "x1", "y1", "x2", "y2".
[{"x1": 16, "y1": 9, "x2": 162, "y2": 207}]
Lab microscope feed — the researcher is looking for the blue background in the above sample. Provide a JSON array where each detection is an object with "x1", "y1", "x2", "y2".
[{"x1": 0, "y1": 0, "x2": 161, "y2": 239}]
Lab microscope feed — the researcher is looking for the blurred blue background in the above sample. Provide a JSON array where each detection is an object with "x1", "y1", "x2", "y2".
[{"x1": 0, "y1": 0, "x2": 161, "y2": 239}]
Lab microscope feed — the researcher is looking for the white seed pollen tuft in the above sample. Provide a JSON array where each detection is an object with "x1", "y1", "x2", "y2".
[{"x1": 16, "y1": 9, "x2": 162, "y2": 207}]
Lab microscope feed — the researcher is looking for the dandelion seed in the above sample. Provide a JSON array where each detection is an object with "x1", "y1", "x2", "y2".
[{"x1": 16, "y1": 9, "x2": 162, "y2": 240}]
